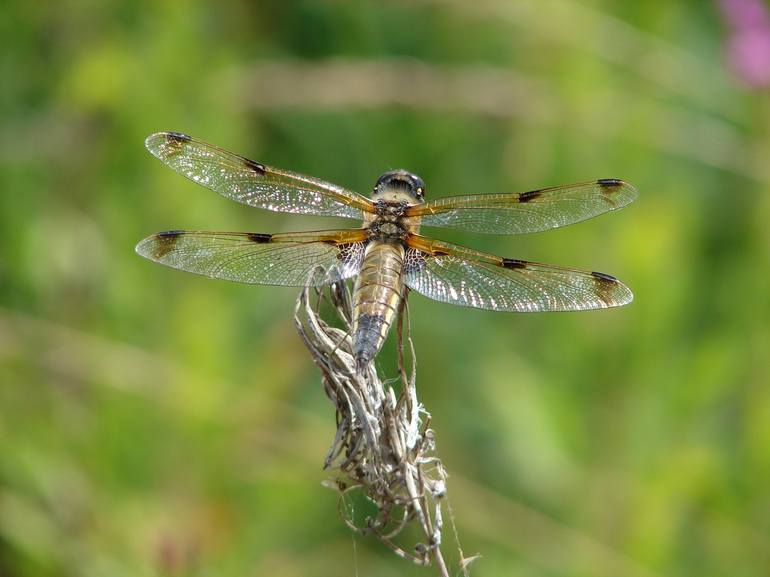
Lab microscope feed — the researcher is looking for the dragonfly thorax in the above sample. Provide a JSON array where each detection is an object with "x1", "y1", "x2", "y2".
[{"x1": 367, "y1": 210, "x2": 409, "y2": 241}]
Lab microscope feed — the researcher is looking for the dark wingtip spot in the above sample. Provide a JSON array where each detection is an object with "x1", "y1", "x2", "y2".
[
  {"x1": 591, "y1": 271, "x2": 618, "y2": 282},
  {"x1": 243, "y1": 158, "x2": 266, "y2": 175},
  {"x1": 518, "y1": 190, "x2": 543, "y2": 203},
  {"x1": 165, "y1": 132, "x2": 192, "y2": 144},
  {"x1": 158, "y1": 229, "x2": 184, "y2": 238},
  {"x1": 152, "y1": 230, "x2": 183, "y2": 259},
  {"x1": 597, "y1": 178, "x2": 624, "y2": 190},
  {"x1": 247, "y1": 232, "x2": 272, "y2": 243},
  {"x1": 502, "y1": 258, "x2": 527, "y2": 269},
  {"x1": 591, "y1": 271, "x2": 620, "y2": 305}
]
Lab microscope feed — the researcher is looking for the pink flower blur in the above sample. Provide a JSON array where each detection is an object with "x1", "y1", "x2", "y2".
[{"x1": 716, "y1": 0, "x2": 770, "y2": 87}]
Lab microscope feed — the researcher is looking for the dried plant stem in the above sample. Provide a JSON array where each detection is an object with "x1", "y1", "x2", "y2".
[{"x1": 294, "y1": 280, "x2": 452, "y2": 576}]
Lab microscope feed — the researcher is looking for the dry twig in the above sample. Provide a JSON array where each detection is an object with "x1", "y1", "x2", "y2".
[{"x1": 294, "y1": 280, "x2": 452, "y2": 575}]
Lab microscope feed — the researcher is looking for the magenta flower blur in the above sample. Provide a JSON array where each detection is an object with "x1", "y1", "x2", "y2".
[{"x1": 716, "y1": 0, "x2": 770, "y2": 87}]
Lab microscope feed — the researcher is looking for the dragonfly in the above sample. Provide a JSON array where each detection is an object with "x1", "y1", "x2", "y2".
[{"x1": 136, "y1": 132, "x2": 636, "y2": 372}]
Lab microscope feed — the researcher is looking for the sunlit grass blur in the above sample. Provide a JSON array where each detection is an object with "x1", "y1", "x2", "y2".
[{"x1": 2, "y1": 1, "x2": 769, "y2": 576}]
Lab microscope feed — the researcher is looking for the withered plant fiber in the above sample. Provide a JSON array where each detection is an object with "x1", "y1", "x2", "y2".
[{"x1": 294, "y1": 280, "x2": 456, "y2": 575}]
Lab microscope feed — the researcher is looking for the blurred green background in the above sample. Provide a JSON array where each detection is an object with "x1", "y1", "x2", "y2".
[{"x1": 2, "y1": 1, "x2": 770, "y2": 576}]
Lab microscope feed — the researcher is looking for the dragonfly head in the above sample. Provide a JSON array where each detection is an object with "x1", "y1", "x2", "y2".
[{"x1": 373, "y1": 170, "x2": 426, "y2": 203}]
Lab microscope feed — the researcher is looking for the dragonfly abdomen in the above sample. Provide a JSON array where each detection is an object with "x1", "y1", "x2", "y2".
[{"x1": 351, "y1": 241, "x2": 405, "y2": 372}]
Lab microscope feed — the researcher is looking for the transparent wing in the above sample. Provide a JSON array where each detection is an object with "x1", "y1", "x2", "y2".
[
  {"x1": 135, "y1": 229, "x2": 368, "y2": 286},
  {"x1": 145, "y1": 132, "x2": 374, "y2": 219},
  {"x1": 405, "y1": 179, "x2": 637, "y2": 234},
  {"x1": 403, "y1": 235, "x2": 633, "y2": 312}
]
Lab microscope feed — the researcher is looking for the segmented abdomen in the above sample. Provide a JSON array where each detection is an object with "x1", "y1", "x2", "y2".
[{"x1": 351, "y1": 240, "x2": 405, "y2": 371}]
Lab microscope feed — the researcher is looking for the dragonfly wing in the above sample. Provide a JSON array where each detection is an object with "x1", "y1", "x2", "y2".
[
  {"x1": 145, "y1": 132, "x2": 374, "y2": 219},
  {"x1": 406, "y1": 179, "x2": 637, "y2": 234},
  {"x1": 403, "y1": 235, "x2": 633, "y2": 312},
  {"x1": 136, "y1": 229, "x2": 368, "y2": 286}
]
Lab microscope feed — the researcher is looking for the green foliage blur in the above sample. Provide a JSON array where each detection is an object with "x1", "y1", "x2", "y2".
[{"x1": 2, "y1": 1, "x2": 769, "y2": 576}]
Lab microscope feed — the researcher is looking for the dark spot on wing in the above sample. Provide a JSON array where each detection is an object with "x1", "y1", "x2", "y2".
[
  {"x1": 243, "y1": 158, "x2": 267, "y2": 175},
  {"x1": 153, "y1": 230, "x2": 183, "y2": 259},
  {"x1": 165, "y1": 132, "x2": 192, "y2": 144},
  {"x1": 432, "y1": 249, "x2": 450, "y2": 257},
  {"x1": 518, "y1": 190, "x2": 543, "y2": 203},
  {"x1": 591, "y1": 271, "x2": 618, "y2": 305},
  {"x1": 502, "y1": 258, "x2": 527, "y2": 269},
  {"x1": 597, "y1": 179, "x2": 624, "y2": 207},
  {"x1": 597, "y1": 178, "x2": 624, "y2": 191},
  {"x1": 247, "y1": 232, "x2": 272, "y2": 243},
  {"x1": 591, "y1": 271, "x2": 617, "y2": 282},
  {"x1": 336, "y1": 242, "x2": 353, "y2": 260}
]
